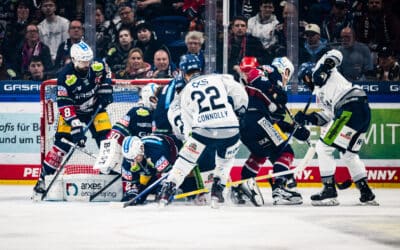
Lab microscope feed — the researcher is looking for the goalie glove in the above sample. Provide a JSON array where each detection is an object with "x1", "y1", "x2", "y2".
[
  {"x1": 93, "y1": 139, "x2": 123, "y2": 174},
  {"x1": 97, "y1": 84, "x2": 113, "y2": 108},
  {"x1": 293, "y1": 126, "x2": 311, "y2": 141},
  {"x1": 70, "y1": 119, "x2": 87, "y2": 147}
]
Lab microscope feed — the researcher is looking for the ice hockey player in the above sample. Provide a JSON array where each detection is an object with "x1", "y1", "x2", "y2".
[
  {"x1": 120, "y1": 135, "x2": 178, "y2": 204},
  {"x1": 33, "y1": 41, "x2": 114, "y2": 196},
  {"x1": 93, "y1": 83, "x2": 158, "y2": 175},
  {"x1": 158, "y1": 54, "x2": 248, "y2": 208},
  {"x1": 296, "y1": 49, "x2": 378, "y2": 206},
  {"x1": 231, "y1": 56, "x2": 310, "y2": 206}
]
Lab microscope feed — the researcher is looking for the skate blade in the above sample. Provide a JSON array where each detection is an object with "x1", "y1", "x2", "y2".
[
  {"x1": 311, "y1": 198, "x2": 340, "y2": 206},
  {"x1": 31, "y1": 192, "x2": 42, "y2": 202},
  {"x1": 158, "y1": 199, "x2": 169, "y2": 208},
  {"x1": 273, "y1": 197, "x2": 303, "y2": 205},
  {"x1": 359, "y1": 200, "x2": 379, "y2": 206}
]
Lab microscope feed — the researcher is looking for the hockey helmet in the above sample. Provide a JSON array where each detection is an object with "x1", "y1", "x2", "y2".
[
  {"x1": 122, "y1": 136, "x2": 144, "y2": 162},
  {"x1": 239, "y1": 56, "x2": 259, "y2": 73},
  {"x1": 298, "y1": 62, "x2": 315, "y2": 91},
  {"x1": 70, "y1": 41, "x2": 93, "y2": 70},
  {"x1": 140, "y1": 82, "x2": 159, "y2": 110},
  {"x1": 271, "y1": 57, "x2": 294, "y2": 85},
  {"x1": 179, "y1": 54, "x2": 202, "y2": 74}
]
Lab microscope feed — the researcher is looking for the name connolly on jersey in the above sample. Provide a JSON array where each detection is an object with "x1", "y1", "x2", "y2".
[{"x1": 197, "y1": 110, "x2": 229, "y2": 123}]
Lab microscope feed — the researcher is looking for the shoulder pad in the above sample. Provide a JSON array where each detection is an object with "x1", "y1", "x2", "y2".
[
  {"x1": 107, "y1": 47, "x2": 116, "y2": 56},
  {"x1": 136, "y1": 108, "x2": 150, "y2": 117},
  {"x1": 65, "y1": 74, "x2": 77, "y2": 86},
  {"x1": 91, "y1": 61, "x2": 104, "y2": 72}
]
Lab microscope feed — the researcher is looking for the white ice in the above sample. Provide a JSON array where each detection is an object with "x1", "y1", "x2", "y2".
[{"x1": 0, "y1": 186, "x2": 399, "y2": 250}]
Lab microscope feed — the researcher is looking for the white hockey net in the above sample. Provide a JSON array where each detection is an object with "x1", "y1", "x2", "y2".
[{"x1": 40, "y1": 79, "x2": 170, "y2": 175}]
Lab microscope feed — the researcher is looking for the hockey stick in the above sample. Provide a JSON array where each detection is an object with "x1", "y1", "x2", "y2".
[
  {"x1": 123, "y1": 174, "x2": 168, "y2": 208},
  {"x1": 41, "y1": 105, "x2": 103, "y2": 201},
  {"x1": 174, "y1": 188, "x2": 209, "y2": 200},
  {"x1": 89, "y1": 173, "x2": 122, "y2": 201},
  {"x1": 61, "y1": 138, "x2": 97, "y2": 159}
]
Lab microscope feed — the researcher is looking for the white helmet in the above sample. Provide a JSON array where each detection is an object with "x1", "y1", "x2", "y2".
[
  {"x1": 70, "y1": 41, "x2": 94, "y2": 65},
  {"x1": 271, "y1": 57, "x2": 295, "y2": 85},
  {"x1": 122, "y1": 136, "x2": 144, "y2": 162},
  {"x1": 140, "y1": 83, "x2": 159, "y2": 110}
]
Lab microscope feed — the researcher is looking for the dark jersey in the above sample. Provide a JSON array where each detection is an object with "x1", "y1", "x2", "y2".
[
  {"x1": 57, "y1": 61, "x2": 112, "y2": 125},
  {"x1": 152, "y1": 78, "x2": 178, "y2": 134},
  {"x1": 108, "y1": 105, "x2": 153, "y2": 145}
]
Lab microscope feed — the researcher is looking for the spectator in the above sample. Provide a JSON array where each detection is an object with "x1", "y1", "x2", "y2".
[
  {"x1": 0, "y1": 51, "x2": 17, "y2": 80},
  {"x1": 299, "y1": 23, "x2": 330, "y2": 64},
  {"x1": 182, "y1": 0, "x2": 205, "y2": 31},
  {"x1": 321, "y1": 0, "x2": 354, "y2": 44},
  {"x1": 116, "y1": 48, "x2": 151, "y2": 79},
  {"x1": 230, "y1": 0, "x2": 260, "y2": 20},
  {"x1": 23, "y1": 55, "x2": 49, "y2": 81},
  {"x1": 247, "y1": 0, "x2": 279, "y2": 62},
  {"x1": 353, "y1": 0, "x2": 400, "y2": 57},
  {"x1": 3, "y1": 0, "x2": 32, "y2": 63},
  {"x1": 15, "y1": 23, "x2": 53, "y2": 77},
  {"x1": 374, "y1": 45, "x2": 399, "y2": 81},
  {"x1": 37, "y1": 0, "x2": 70, "y2": 61},
  {"x1": 53, "y1": 20, "x2": 84, "y2": 72},
  {"x1": 95, "y1": 4, "x2": 115, "y2": 59},
  {"x1": 134, "y1": 20, "x2": 167, "y2": 65},
  {"x1": 147, "y1": 48, "x2": 178, "y2": 78},
  {"x1": 227, "y1": 16, "x2": 266, "y2": 79},
  {"x1": 338, "y1": 27, "x2": 373, "y2": 81},
  {"x1": 114, "y1": 3, "x2": 136, "y2": 38},
  {"x1": 184, "y1": 31, "x2": 205, "y2": 70},
  {"x1": 106, "y1": 27, "x2": 135, "y2": 74}
]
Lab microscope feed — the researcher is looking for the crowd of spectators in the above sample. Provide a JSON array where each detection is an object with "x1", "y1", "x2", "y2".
[{"x1": 0, "y1": 0, "x2": 399, "y2": 82}]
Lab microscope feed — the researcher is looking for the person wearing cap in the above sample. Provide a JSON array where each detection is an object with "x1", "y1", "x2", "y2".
[
  {"x1": 299, "y1": 23, "x2": 330, "y2": 64},
  {"x1": 375, "y1": 46, "x2": 399, "y2": 81},
  {"x1": 321, "y1": 0, "x2": 353, "y2": 44},
  {"x1": 134, "y1": 20, "x2": 167, "y2": 65},
  {"x1": 338, "y1": 26, "x2": 373, "y2": 81}
]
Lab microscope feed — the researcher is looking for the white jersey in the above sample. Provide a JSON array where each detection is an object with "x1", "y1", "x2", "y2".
[
  {"x1": 167, "y1": 93, "x2": 185, "y2": 141},
  {"x1": 313, "y1": 50, "x2": 365, "y2": 122},
  {"x1": 179, "y1": 73, "x2": 248, "y2": 139},
  {"x1": 38, "y1": 15, "x2": 70, "y2": 60}
]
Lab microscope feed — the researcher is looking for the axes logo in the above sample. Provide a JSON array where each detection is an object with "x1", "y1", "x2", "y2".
[{"x1": 66, "y1": 183, "x2": 78, "y2": 196}]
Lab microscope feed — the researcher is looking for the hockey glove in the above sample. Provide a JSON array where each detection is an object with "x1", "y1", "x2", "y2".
[
  {"x1": 70, "y1": 119, "x2": 87, "y2": 147},
  {"x1": 121, "y1": 183, "x2": 144, "y2": 204},
  {"x1": 97, "y1": 84, "x2": 113, "y2": 108},
  {"x1": 273, "y1": 87, "x2": 288, "y2": 106},
  {"x1": 293, "y1": 126, "x2": 311, "y2": 141},
  {"x1": 294, "y1": 111, "x2": 318, "y2": 126},
  {"x1": 312, "y1": 58, "x2": 335, "y2": 87}
]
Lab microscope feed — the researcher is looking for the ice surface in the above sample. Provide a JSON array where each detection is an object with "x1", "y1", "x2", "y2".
[{"x1": 0, "y1": 186, "x2": 399, "y2": 250}]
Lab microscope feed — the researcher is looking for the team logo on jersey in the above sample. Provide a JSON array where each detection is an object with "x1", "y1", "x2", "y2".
[
  {"x1": 136, "y1": 108, "x2": 150, "y2": 117},
  {"x1": 91, "y1": 61, "x2": 104, "y2": 72},
  {"x1": 186, "y1": 143, "x2": 200, "y2": 154},
  {"x1": 155, "y1": 156, "x2": 170, "y2": 172},
  {"x1": 57, "y1": 86, "x2": 68, "y2": 96},
  {"x1": 65, "y1": 74, "x2": 77, "y2": 86}
]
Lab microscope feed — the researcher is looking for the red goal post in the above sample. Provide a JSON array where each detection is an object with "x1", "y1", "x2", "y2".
[{"x1": 40, "y1": 78, "x2": 170, "y2": 175}]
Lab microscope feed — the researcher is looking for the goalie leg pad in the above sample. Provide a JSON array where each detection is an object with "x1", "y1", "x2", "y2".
[{"x1": 94, "y1": 139, "x2": 122, "y2": 174}]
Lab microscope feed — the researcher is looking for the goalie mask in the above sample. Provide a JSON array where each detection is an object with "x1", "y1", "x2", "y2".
[
  {"x1": 271, "y1": 57, "x2": 294, "y2": 87},
  {"x1": 140, "y1": 82, "x2": 159, "y2": 110},
  {"x1": 298, "y1": 62, "x2": 315, "y2": 91},
  {"x1": 122, "y1": 136, "x2": 144, "y2": 162},
  {"x1": 70, "y1": 41, "x2": 93, "y2": 72}
]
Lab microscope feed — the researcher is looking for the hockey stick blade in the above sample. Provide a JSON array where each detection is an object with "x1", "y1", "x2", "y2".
[
  {"x1": 174, "y1": 188, "x2": 209, "y2": 200},
  {"x1": 41, "y1": 105, "x2": 103, "y2": 201}
]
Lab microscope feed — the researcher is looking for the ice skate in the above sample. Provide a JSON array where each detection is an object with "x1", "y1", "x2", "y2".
[
  {"x1": 272, "y1": 184, "x2": 303, "y2": 205},
  {"x1": 238, "y1": 178, "x2": 264, "y2": 206},
  {"x1": 211, "y1": 177, "x2": 225, "y2": 209},
  {"x1": 356, "y1": 179, "x2": 379, "y2": 206},
  {"x1": 230, "y1": 185, "x2": 246, "y2": 205},
  {"x1": 32, "y1": 178, "x2": 46, "y2": 201},
  {"x1": 310, "y1": 185, "x2": 339, "y2": 206},
  {"x1": 158, "y1": 181, "x2": 177, "y2": 207}
]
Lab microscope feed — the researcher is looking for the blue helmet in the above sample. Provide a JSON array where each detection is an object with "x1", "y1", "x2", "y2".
[
  {"x1": 298, "y1": 62, "x2": 315, "y2": 90},
  {"x1": 179, "y1": 54, "x2": 202, "y2": 74}
]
